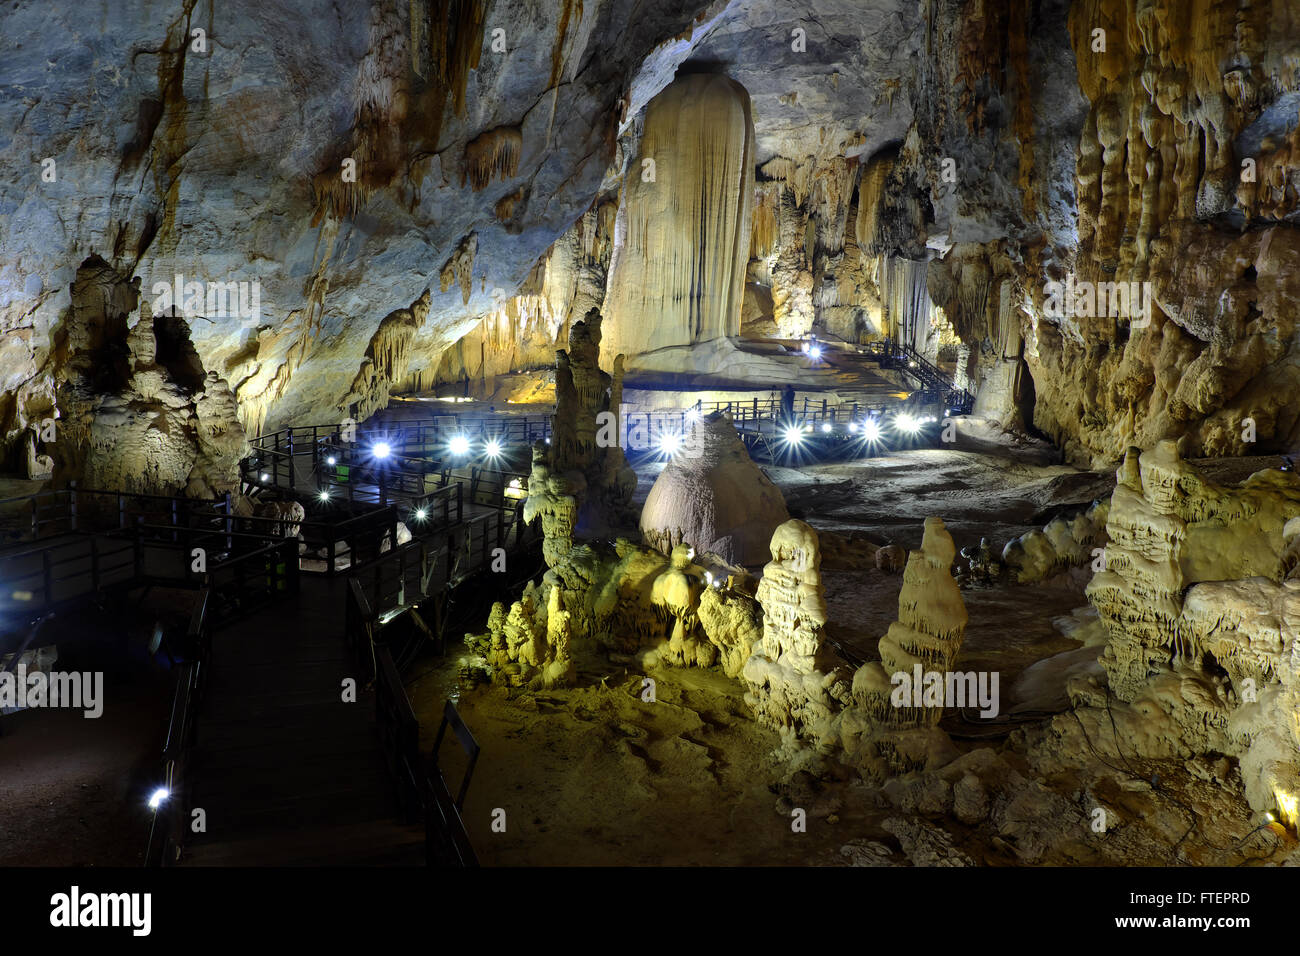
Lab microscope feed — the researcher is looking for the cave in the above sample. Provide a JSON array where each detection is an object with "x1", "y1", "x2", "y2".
[{"x1": 2, "y1": 0, "x2": 1300, "y2": 905}]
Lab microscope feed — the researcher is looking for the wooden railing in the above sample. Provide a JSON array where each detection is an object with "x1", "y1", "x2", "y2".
[{"x1": 0, "y1": 485, "x2": 230, "y2": 544}]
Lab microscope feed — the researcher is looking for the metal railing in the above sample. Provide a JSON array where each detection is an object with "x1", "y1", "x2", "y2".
[
  {"x1": 145, "y1": 589, "x2": 211, "y2": 867},
  {"x1": 864, "y1": 340, "x2": 975, "y2": 413},
  {"x1": 349, "y1": 499, "x2": 531, "y2": 622},
  {"x1": 347, "y1": 580, "x2": 479, "y2": 867}
]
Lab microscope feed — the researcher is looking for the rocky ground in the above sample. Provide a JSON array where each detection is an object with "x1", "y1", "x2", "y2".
[{"x1": 409, "y1": 424, "x2": 1300, "y2": 865}]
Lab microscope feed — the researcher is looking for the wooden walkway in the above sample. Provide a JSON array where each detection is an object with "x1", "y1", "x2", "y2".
[{"x1": 180, "y1": 575, "x2": 424, "y2": 866}]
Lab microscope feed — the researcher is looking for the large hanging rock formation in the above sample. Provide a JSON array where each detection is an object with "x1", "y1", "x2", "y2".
[{"x1": 600, "y1": 72, "x2": 756, "y2": 366}]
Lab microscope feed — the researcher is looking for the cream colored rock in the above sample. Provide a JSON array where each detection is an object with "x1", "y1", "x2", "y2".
[
  {"x1": 254, "y1": 500, "x2": 306, "y2": 538},
  {"x1": 640, "y1": 413, "x2": 789, "y2": 567},
  {"x1": 1078, "y1": 441, "x2": 1300, "y2": 822},
  {"x1": 743, "y1": 520, "x2": 843, "y2": 743},
  {"x1": 601, "y1": 73, "x2": 755, "y2": 365}
]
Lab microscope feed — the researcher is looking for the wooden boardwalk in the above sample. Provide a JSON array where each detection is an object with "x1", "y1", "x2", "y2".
[{"x1": 181, "y1": 575, "x2": 424, "y2": 866}]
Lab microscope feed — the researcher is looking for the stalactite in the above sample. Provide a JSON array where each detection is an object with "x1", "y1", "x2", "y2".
[
  {"x1": 759, "y1": 157, "x2": 810, "y2": 206},
  {"x1": 494, "y1": 187, "x2": 525, "y2": 222},
  {"x1": 439, "y1": 232, "x2": 477, "y2": 305},
  {"x1": 433, "y1": 0, "x2": 486, "y2": 117},
  {"x1": 750, "y1": 181, "x2": 781, "y2": 259},
  {"x1": 601, "y1": 73, "x2": 755, "y2": 363},
  {"x1": 463, "y1": 126, "x2": 522, "y2": 191},
  {"x1": 341, "y1": 290, "x2": 432, "y2": 422}
]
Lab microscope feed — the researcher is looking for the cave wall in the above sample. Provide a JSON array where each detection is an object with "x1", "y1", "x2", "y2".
[
  {"x1": 1035, "y1": 0, "x2": 1300, "y2": 465},
  {"x1": 7, "y1": 0, "x2": 1298, "y2": 469},
  {"x1": 0, "y1": 0, "x2": 729, "y2": 478},
  {"x1": 898, "y1": 0, "x2": 1300, "y2": 463}
]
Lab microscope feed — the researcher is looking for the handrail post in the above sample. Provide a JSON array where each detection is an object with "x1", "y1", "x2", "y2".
[
  {"x1": 287, "y1": 428, "x2": 296, "y2": 490},
  {"x1": 69, "y1": 482, "x2": 78, "y2": 532}
]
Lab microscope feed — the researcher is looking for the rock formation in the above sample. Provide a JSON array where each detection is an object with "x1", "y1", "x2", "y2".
[
  {"x1": 1078, "y1": 440, "x2": 1300, "y2": 822},
  {"x1": 525, "y1": 308, "x2": 636, "y2": 559},
  {"x1": 999, "y1": 499, "x2": 1110, "y2": 584},
  {"x1": 49, "y1": 256, "x2": 247, "y2": 496},
  {"x1": 639, "y1": 413, "x2": 789, "y2": 567},
  {"x1": 742, "y1": 520, "x2": 846, "y2": 746},
  {"x1": 601, "y1": 73, "x2": 756, "y2": 366},
  {"x1": 648, "y1": 544, "x2": 712, "y2": 669},
  {"x1": 472, "y1": 584, "x2": 575, "y2": 691},
  {"x1": 852, "y1": 520, "x2": 967, "y2": 738}
]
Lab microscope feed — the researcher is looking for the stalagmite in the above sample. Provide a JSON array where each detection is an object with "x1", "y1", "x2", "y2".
[
  {"x1": 49, "y1": 257, "x2": 247, "y2": 496},
  {"x1": 1075, "y1": 440, "x2": 1300, "y2": 820},
  {"x1": 743, "y1": 520, "x2": 846, "y2": 745},
  {"x1": 836, "y1": 517, "x2": 969, "y2": 774},
  {"x1": 639, "y1": 413, "x2": 789, "y2": 567},
  {"x1": 529, "y1": 308, "x2": 636, "y2": 545}
]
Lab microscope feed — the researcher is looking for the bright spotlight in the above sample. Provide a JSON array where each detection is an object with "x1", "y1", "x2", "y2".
[
  {"x1": 848, "y1": 422, "x2": 859, "y2": 433},
  {"x1": 820, "y1": 422, "x2": 832, "y2": 433},
  {"x1": 783, "y1": 426, "x2": 804, "y2": 445},
  {"x1": 372, "y1": 441, "x2": 391, "y2": 460},
  {"x1": 318, "y1": 490, "x2": 330, "y2": 502},
  {"x1": 148, "y1": 787, "x2": 170, "y2": 810},
  {"x1": 414, "y1": 508, "x2": 427, "y2": 522},
  {"x1": 895, "y1": 413, "x2": 921, "y2": 434},
  {"x1": 809, "y1": 345, "x2": 823, "y2": 360},
  {"x1": 449, "y1": 434, "x2": 470, "y2": 456},
  {"x1": 259, "y1": 473, "x2": 269, "y2": 482},
  {"x1": 326, "y1": 455, "x2": 337, "y2": 466},
  {"x1": 861, "y1": 419, "x2": 882, "y2": 442},
  {"x1": 659, "y1": 433, "x2": 683, "y2": 456},
  {"x1": 484, "y1": 439, "x2": 502, "y2": 458}
]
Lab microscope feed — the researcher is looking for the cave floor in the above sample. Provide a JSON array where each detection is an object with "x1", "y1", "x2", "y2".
[{"x1": 404, "y1": 430, "x2": 1300, "y2": 865}]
